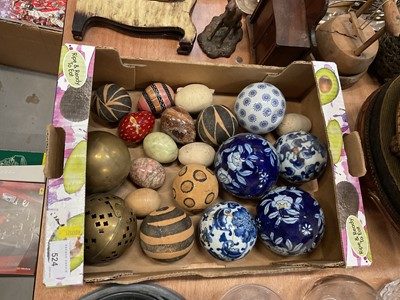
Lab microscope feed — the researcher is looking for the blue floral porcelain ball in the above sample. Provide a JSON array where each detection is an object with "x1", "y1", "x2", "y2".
[
  {"x1": 275, "y1": 131, "x2": 328, "y2": 183},
  {"x1": 214, "y1": 133, "x2": 280, "y2": 199},
  {"x1": 256, "y1": 186, "x2": 325, "y2": 256},
  {"x1": 199, "y1": 201, "x2": 257, "y2": 261}
]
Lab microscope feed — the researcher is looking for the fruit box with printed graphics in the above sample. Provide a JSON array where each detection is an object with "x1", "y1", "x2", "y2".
[{"x1": 38, "y1": 43, "x2": 372, "y2": 287}]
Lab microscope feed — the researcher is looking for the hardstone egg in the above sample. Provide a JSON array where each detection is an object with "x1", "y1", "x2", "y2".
[
  {"x1": 129, "y1": 157, "x2": 166, "y2": 189},
  {"x1": 139, "y1": 206, "x2": 194, "y2": 262},
  {"x1": 143, "y1": 132, "x2": 179, "y2": 164},
  {"x1": 92, "y1": 83, "x2": 132, "y2": 123},
  {"x1": 214, "y1": 133, "x2": 280, "y2": 199},
  {"x1": 255, "y1": 186, "x2": 325, "y2": 256},
  {"x1": 178, "y1": 142, "x2": 216, "y2": 167},
  {"x1": 199, "y1": 201, "x2": 257, "y2": 261},
  {"x1": 274, "y1": 131, "x2": 328, "y2": 183},
  {"x1": 196, "y1": 104, "x2": 238, "y2": 148},
  {"x1": 172, "y1": 164, "x2": 219, "y2": 214},
  {"x1": 160, "y1": 106, "x2": 196, "y2": 144},
  {"x1": 234, "y1": 82, "x2": 286, "y2": 134},
  {"x1": 175, "y1": 83, "x2": 213, "y2": 114},
  {"x1": 118, "y1": 111, "x2": 155, "y2": 144},
  {"x1": 137, "y1": 82, "x2": 174, "y2": 115}
]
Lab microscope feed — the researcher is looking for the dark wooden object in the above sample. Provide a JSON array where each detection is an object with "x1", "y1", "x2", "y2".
[{"x1": 248, "y1": 0, "x2": 328, "y2": 66}]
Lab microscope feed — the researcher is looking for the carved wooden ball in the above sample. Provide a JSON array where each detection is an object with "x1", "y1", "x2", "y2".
[
  {"x1": 124, "y1": 188, "x2": 161, "y2": 218},
  {"x1": 139, "y1": 206, "x2": 194, "y2": 262}
]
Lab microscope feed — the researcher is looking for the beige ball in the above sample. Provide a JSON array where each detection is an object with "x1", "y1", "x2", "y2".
[
  {"x1": 124, "y1": 188, "x2": 161, "y2": 218},
  {"x1": 175, "y1": 84, "x2": 213, "y2": 114}
]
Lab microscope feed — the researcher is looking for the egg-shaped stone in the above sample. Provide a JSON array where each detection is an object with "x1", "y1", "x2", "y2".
[
  {"x1": 196, "y1": 104, "x2": 238, "y2": 148},
  {"x1": 129, "y1": 157, "x2": 166, "y2": 189},
  {"x1": 199, "y1": 201, "x2": 257, "y2": 261},
  {"x1": 172, "y1": 164, "x2": 219, "y2": 214},
  {"x1": 137, "y1": 82, "x2": 174, "y2": 115},
  {"x1": 275, "y1": 113, "x2": 312, "y2": 136},
  {"x1": 275, "y1": 131, "x2": 328, "y2": 183},
  {"x1": 160, "y1": 106, "x2": 196, "y2": 144},
  {"x1": 118, "y1": 111, "x2": 155, "y2": 143},
  {"x1": 178, "y1": 142, "x2": 216, "y2": 167},
  {"x1": 214, "y1": 133, "x2": 280, "y2": 199},
  {"x1": 124, "y1": 188, "x2": 161, "y2": 218},
  {"x1": 143, "y1": 132, "x2": 179, "y2": 163},
  {"x1": 256, "y1": 186, "x2": 325, "y2": 256},
  {"x1": 175, "y1": 83, "x2": 213, "y2": 114},
  {"x1": 140, "y1": 206, "x2": 194, "y2": 262},
  {"x1": 234, "y1": 82, "x2": 286, "y2": 134}
]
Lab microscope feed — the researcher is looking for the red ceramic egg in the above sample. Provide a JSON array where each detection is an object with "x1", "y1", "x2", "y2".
[{"x1": 118, "y1": 111, "x2": 155, "y2": 143}]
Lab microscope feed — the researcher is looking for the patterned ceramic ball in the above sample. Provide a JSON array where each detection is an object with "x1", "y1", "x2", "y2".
[
  {"x1": 256, "y1": 186, "x2": 325, "y2": 256},
  {"x1": 214, "y1": 133, "x2": 280, "y2": 199},
  {"x1": 118, "y1": 111, "x2": 155, "y2": 143},
  {"x1": 274, "y1": 131, "x2": 328, "y2": 183},
  {"x1": 199, "y1": 201, "x2": 257, "y2": 261},
  {"x1": 92, "y1": 83, "x2": 132, "y2": 123},
  {"x1": 234, "y1": 82, "x2": 286, "y2": 134},
  {"x1": 139, "y1": 206, "x2": 194, "y2": 262},
  {"x1": 172, "y1": 164, "x2": 219, "y2": 214},
  {"x1": 196, "y1": 104, "x2": 238, "y2": 148},
  {"x1": 137, "y1": 82, "x2": 175, "y2": 115}
]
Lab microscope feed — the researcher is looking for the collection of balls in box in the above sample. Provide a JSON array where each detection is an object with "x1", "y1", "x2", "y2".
[{"x1": 84, "y1": 80, "x2": 329, "y2": 265}]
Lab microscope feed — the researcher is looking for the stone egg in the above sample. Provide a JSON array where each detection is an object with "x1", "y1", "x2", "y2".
[
  {"x1": 199, "y1": 201, "x2": 257, "y2": 261},
  {"x1": 256, "y1": 186, "x2": 325, "y2": 256},
  {"x1": 234, "y1": 82, "x2": 286, "y2": 134},
  {"x1": 160, "y1": 106, "x2": 196, "y2": 144},
  {"x1": 214, "y1": 133, "x2": 280, "y2": 199},
  {"x1": 118, "y1": 111, "x2": 155, "y2": 144},
  {"x1": 275, "y1": 131, "x2": 328, "y2": 183},
  {"x1": 196, "y1": 104, "x2": 238, "y2": 148},
  {"x1": 124, "y1": 188, "x2": 161, "y2": 218},
  {"x1": 178, "y1": 142, "x2": 216, "y2": 167},
  {"x1": 175, "y1": 83, "x2": 213, "y2": 114},
  {"x1": 275, "y1": 113, "x2": 312, "y2": 136},
  {"x1": 143, "y1": 132, "x2": 179, "y2": 164},
  {"x1": 129, "y1": 157, "x2": 166, "y2": 189},
  {"x1": 140, "y1": 206, "x2": 194, "y2": 262},
  {"x1": 172, "y1": 164, "x2": 219, "y2": 214},
  {"x1": 137, "y1": 82, "x2": 174, "y2": 115}
]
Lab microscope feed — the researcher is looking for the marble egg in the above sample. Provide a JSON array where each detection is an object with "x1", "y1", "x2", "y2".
[
  {"x1": 256, "y1": 186, "x2": 325, "y2": 256},
  {"x1": 175, "y1": 83, "x2": 213, "y2": 114},
  {"x1": 275, "y1": 113, "x2": 312, "y2": 136},
  {"x1": 172, "y1": 164, "x2": 219, "y2": 214},
  {"x1": 140, "y1": 206, "x2": 194, "y2": 262},
  {"x1": 214, "y1": 133, "x2": 280, "y2": 199},
  {"x1": 129, "y1": 157, "x2": 166, "y2": 189},
  {"x1": 143, "y1": 132, "x2": 178, "y2": 163},
  {"x1": 234, "y1": 82, "x2": 286, "y2": 134},
  {"x1": 178, "y1": 142, "x2": 216, "y2": 167},
  {"x1": 124, "y1": 188, "x2": 161, "y2": 218},
  {"x1": 160, "y1": 106, "x2": 196, "y2": 144},
  {"x1": 137, "y1": 82, "x2": 174, "y2": 115},
  {"x1": 199, "y1": 201, "x2": 257, "y2": 261},
  {"x1": 118, "y1": 111, "x2": 155, "y2": 143},
  {"x1": 274, "y1": 131, "x2": 328, "y2": 183},
  {"x1": 196, "y1": 104, "x2": 238, "y2": 148}
]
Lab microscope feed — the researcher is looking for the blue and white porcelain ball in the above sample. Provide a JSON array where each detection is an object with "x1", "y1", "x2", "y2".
[
  {"x1": 199, "y1": 201, "x2": 257, "y2": 261},
  {"x1": 256, "y1": 186, "x2": 325, "y2": 256},
  {"x1": 214, "y1": 133, "x2": 279, "y2": 199},
  {"x1": 234, "y1": 82, "x2": 286, "y2": 134},
  {"x1": 275, "y1": 131, "x2": 328, "y2": 183}
]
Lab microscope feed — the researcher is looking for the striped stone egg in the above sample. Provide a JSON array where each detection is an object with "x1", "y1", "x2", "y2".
[
  {"x1": 92, "y1": 83, "x2": 132, "y2": 123},
  {"x1": 196, "y1": 104, "x2": 238, "y2": 148},
  {"x1": 137, "y1": 83, "x2": 175, "y2": 115},
  {"x1": 139, "y1": 206, "x2": 194, "y2": 262}
]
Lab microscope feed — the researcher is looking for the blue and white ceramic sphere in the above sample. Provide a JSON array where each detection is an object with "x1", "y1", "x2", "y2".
[
  {"x1": 234, "y1": 82, "x2": 286, "y2": 134},
  {"x1": 256, "y1": 186, "x2": 325, "y2": 256},
  {"x1": 214, "y1": 133, "x2": 279, "y2": 199},
  {"x1": 275, "y1": 131, "x2": 328, "y2": 183},
  {"x1": 199, "y1": 201, "x2": 257, "y2": 261}
]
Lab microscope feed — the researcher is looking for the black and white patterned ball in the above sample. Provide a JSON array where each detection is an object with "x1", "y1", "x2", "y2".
[{"x1": 92, "y1": 83, "x2": 132, "y2": 123}]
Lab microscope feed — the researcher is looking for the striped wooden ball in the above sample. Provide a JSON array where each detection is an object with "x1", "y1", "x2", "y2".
[
  {"x1": 139, "y1": 206, "x2": 194, "y2": 262},
  {"x1": 93, "y1": 83, "x2": 132, "y2": 123},
  {"x1": 138, "y1": 83, "x2": 175, "y2": 115},
  {"x1": 196, "y1": 104, "x2": 238, "y2": 147}
]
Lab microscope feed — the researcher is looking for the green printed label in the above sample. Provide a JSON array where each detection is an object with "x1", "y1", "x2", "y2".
[
  {"x1": 346, "y1": 215, "x2": 369, "y2": 257},
  {"x1": 63, "y1": 50, "x2": 87, "y2": 88}
]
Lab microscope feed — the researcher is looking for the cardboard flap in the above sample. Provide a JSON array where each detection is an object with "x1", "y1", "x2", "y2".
[
  {"x1": 344, "y1": 131, "x2": 367, "y2": 177},
  {"x1": 44, "y1": 125, "x2": 65, "y2": 179}
]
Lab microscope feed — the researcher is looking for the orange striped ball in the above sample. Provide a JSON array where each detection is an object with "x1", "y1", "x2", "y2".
[
  {"x1": 139, "y1": 206, "x2": 194, "y2": 262},
  {"x1": 138, "y1": 83, "x2": 175, "y2": 115}
]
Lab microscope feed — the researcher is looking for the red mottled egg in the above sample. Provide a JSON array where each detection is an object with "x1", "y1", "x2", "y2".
[
  {"x1": 118, "y1": 111, "x2": 155, "y2": 143},
  {"x1": 137, "y1": 83, "x2": 175, "y2": 115}
]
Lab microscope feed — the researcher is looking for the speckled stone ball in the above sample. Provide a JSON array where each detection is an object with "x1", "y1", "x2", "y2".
[
  {"x1": 137, "y1": 83, "x2": 175, "y2": 115},
  {"x1": 129, "y1": 157, "x2": 166, "y2": 189}
]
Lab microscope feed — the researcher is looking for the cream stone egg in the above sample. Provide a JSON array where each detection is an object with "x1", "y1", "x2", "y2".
[
  {"x1": 175, "y1": 84, "x2": 213, "y2": 114},
  {"x1": 275, "y1": 113, "x2": 312, "y2": 136},
  {"x1": 178, "y1": 142, "x2": 216, "y2": 167}
]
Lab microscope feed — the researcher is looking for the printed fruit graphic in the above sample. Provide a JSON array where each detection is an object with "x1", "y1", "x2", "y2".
[
  {"x1": 327, "y1": 119, "x2": 343, "y2": 163},
  {"x1": 58, "y1": 45, "x2": 69, "y2": 75},
  {"x1": 315, "y1": 68, "x2": 339, "y2": 105},
  {"x1": 63, "y1": 140, "x2": 87, "y2": 194}
]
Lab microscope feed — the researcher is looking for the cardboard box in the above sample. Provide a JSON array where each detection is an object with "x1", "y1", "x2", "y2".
[{"x1": 42, "y1": 44, "x2": 372, "y2": 287}]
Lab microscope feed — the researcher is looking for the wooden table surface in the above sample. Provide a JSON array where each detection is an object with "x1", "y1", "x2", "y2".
[{"x1": 34, "y1": 1, "x2": 400, "y2": 299}]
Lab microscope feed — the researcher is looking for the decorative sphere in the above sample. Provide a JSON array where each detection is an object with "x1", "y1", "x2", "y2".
[
  {"x1": 234, "y1": 82, "x2": 286, "y2": 134},
  {"x1": 129, "y1": 157, "x2": 166, "y2": 189},
  {"x1": 137, "y1": 82, "x2": 174, "y2": 115},
  {"x1": 274, "y1": 131, "x2": 328, "y2": 183},
  {"x1": 84, "y1": 193, "x2": 137, "y2": 264},
  {"x1": 143, "y1": 132, "x2": 178, "y2": 163},
  {"x1": 214, "y1": 133, "x2": 280, "y2": 199},
  {"x1": 92, "y1": 83, "x2": 132, "y2": 123},
  {"x1": 199, "y1": 201, "x2": 257, "y2": 261},
  {"x1": 118, "y1": 111, "x2": 155, "y2": 144},
  {"x1": 140, "y1": 206, "x2": 194, "y2": 262},
  {"x1": 86, "y1": 131, "x2": 131, "y2": 194},
  {"x1": 124, "y1": 188, "x2": 161, "y2": 218},
  {"x1": 160, "y1": 106, "x2": 196, "y2": 144},
  {"x1": 172, "y1": 164, "x2": 219, "y2": 214},
  {"x1": 256, "y1": 186, "x2": 325, "y2": 256}
]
